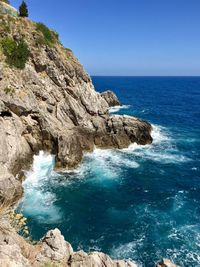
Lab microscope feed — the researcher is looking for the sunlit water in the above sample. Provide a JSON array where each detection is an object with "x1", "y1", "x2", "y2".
[{"x1": 18, "y1": 77, "x2": 200, "y2": 267}]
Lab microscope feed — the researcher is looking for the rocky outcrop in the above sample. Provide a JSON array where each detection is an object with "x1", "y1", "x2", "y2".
[
  {"x1": 156, "y1": 258, "x2": 178, "y2": 267},
  {"x1": 35, "y1": 229, "x2": 137, "y2": 267},
  {"x1": 0, "y1": 15, "x2": 152, "y2": 203},
  {"x1": 0, "y1": 224, "x2": 138, "y2": 267},
  {"x1": 101, "y1": 90, "x2": 121, "y2": 107},
  {"x1": 36, "y1": 229, "x2": 73, "y2": 263},
  {"x1": 0, "y1": 222, "x2": 179, "y2": 267}
]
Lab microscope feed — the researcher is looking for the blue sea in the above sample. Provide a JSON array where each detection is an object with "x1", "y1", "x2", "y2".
[{"x1": 18, "y1": 77, "x2": 200, "y2": 267}]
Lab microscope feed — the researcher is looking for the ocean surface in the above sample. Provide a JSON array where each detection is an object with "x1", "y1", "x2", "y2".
[{"x1": 18, "y1": 76, "x2": 200, "y2": 267}]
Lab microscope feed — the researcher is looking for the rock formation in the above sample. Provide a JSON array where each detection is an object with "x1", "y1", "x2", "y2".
[
  {"x1": 0, "y1": 223, "x2": 138, "y2": 267},
  {"x1": 101, "y1": 90, "x2": 121, "y2": 107},
  {"x1": 0, "y1": 15, "x2": 152, "y2": 204}
]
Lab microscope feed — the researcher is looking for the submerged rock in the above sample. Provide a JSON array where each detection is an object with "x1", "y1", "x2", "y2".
[{"x1": 101, "y1": 90, "x2": 121, "y2": 107}]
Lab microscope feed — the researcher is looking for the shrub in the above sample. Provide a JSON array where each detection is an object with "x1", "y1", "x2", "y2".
[
  {"x1": 35, "y1": 22, "x2": 60, "y2": 46},
  {"x1": 36, "y1": 22, "x2": 53, "y2": 45},
  {"x1": 0, "y1": 20, "x2": 10, "y2": 34},
  {"x1": 4, "y1": 87, "x2": 15, "y2": 95},
  {"x1": 51, "y1": 30, "x2": 60, "y2": 42},
  {"x1": 0, "y1": 37, "x2": 30, "y2": 69},
  {"x1": 9, "y1": 211, "x2": 30, "y2": 238},
  {"x1": 19, "y1": 1, "x2": 28, "y2": 17}
]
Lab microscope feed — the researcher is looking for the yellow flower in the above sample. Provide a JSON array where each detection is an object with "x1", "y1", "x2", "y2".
[{"x1": 15, "y1": 214, "x2": 23, "y2": 220}]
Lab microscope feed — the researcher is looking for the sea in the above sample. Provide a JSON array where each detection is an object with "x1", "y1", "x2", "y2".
[{"x1": 18, "y1": 76, "x2": 200, "y2": 267}]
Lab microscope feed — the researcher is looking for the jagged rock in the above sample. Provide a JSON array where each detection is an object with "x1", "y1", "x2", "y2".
[
  {"x1": 0, "y1": 112, "x2": 32, "y2": 202},
  {"x1": 0, "y1": 244, "x2": 31, "y2": 267},
  {"x1": 94, "y1": 115, "x2": 152, "y2": 149},
  {"x1": 156, "y1": 258, "x2": 178, "y2": 267},
  {"x1": 0, "y1": 165, "x2": 23, "y2": 203},
  {"x1": 36, "y1": 228, "x2": 73, "y2": 263},
  {"x1": 101, "y1": 90, "x2": 121, "y2": 107},
  {"x1": 68, "y1": 251, "x2": 138, "y2": 267}
]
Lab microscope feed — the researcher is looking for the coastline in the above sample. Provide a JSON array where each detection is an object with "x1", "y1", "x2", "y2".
[{"x1": 0, "y1": 12, "x2": 179, "y2": 267}]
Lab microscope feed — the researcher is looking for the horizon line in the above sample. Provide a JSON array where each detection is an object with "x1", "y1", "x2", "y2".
[{"x1": 91, "y1": 75, "x2": 200, "y2": 77}]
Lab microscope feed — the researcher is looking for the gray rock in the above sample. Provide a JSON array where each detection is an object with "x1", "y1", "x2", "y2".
[
  {"x1": 101, "y1": 90, "x2": 121, "y2": 107},
  {"x1": 0, "y1": 244, "x2": 31, "y2": 267},
  {"x1": 156, "y1": 258, "x2": 178, "y2": 267},
  {"x1": 36, "y1": 228, "x2": 73, "y2": 263},
  {"x1": 68, "y1": 251, "x2": 138, "y2": 267}
]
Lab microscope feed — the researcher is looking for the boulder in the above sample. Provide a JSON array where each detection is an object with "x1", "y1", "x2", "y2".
[
  {"x1": 101, "y1": 90, "x2": 121, "y2": 107},
  {"x1": 36, "y1": 228, "x2": 73, "y2": 263}
]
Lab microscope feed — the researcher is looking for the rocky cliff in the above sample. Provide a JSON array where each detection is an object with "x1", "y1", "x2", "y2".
[
  {"x1": 0, "y1": 15, "x2": 152, "y2": 204},
  {"x1": 0, "y1": 13, "x2": 169, "y2": 267}
]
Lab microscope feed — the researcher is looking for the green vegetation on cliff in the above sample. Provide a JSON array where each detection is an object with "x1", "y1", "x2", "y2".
[
  {"x1": 35, "y1": 22, "x2": 59, "y2": 46},
  {"x1": 0, "y1": 37, "x2": 30, "y2": 69}
]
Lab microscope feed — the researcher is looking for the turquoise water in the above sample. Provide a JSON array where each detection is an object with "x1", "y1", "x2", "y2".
[{"x1": 19, "y1": 77, "x2": 200, "y2": 267}]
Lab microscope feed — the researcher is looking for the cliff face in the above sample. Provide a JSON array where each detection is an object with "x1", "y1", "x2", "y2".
[{"x1": 0, "y1": 15, "x2": 152, "y2": 204}]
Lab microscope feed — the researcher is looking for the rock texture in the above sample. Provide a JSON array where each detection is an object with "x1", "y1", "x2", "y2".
[
  {"x1": 0, "y1": 15, "x2": 152, "y2": 203},
  {"x1": 101, "y1": 90, "x2": 121, "y2": 107}
]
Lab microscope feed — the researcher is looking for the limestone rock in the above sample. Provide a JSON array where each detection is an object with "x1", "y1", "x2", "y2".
[
  {"x1": 0, "y1": 244, "x2": 31, "y2": 267},
  {"x1": 156, "y1": 258, "x2": 178, "y2": 267},
  {"x1": 101, "y1": 90, "x2": 121, "y2": 107},
  {"x1": 68, "y1": 251, "x2": 138, "y2": 267},
  {"x1": 36, "y1": 228, "x2": 73, "y2": 263}
]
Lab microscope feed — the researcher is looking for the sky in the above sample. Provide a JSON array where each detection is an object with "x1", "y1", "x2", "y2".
[{"x1": 10, "y1": 0, "x2": 200, "y2": 76}]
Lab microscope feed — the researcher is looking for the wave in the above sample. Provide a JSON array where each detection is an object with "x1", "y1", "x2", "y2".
[
  {"x1": 20, "y1": 151, "x2": 62, "y2": 224},
  {"x1": 109, "y1": 105, "x2": 130, "y2": 113},
  {"x1": 122, "y1": 124, "x2": 190, "y2": 164}
]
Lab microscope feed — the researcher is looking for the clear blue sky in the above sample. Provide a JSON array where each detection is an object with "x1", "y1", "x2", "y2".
[{"x1": 11, "y1": 0, "x2": 200, "y2": 76}]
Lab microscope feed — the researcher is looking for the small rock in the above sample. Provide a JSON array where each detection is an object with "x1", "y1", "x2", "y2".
[{"x1": 101, "y1": 90, "x2": 121, "y2": 107}]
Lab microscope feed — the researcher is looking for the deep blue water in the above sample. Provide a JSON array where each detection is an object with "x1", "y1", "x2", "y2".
[{"x1": 19, "y1": 77, "x2": 200, "y2": 267}]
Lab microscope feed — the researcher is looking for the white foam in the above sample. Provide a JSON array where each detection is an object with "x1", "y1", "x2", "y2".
[
  {"x1": 109, "y1": 105, "x2": 130, "y2": 113},
  {"x1": 111, "y1": 240, "x2": 144, "y2": 266},
  {"x1": 86, "y1": 148, "x2": 139, "y2": 170},
  {"x1": 122, "y1": 124, "x2": 190, "y2": 164},
  {"x1": 21, "y1": 151, "x2": 62, "y2": 223}
]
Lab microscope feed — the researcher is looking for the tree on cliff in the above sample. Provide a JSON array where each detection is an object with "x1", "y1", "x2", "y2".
[{"x1": 19, "y1": 1, "x2": 28, "y2": 17}]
